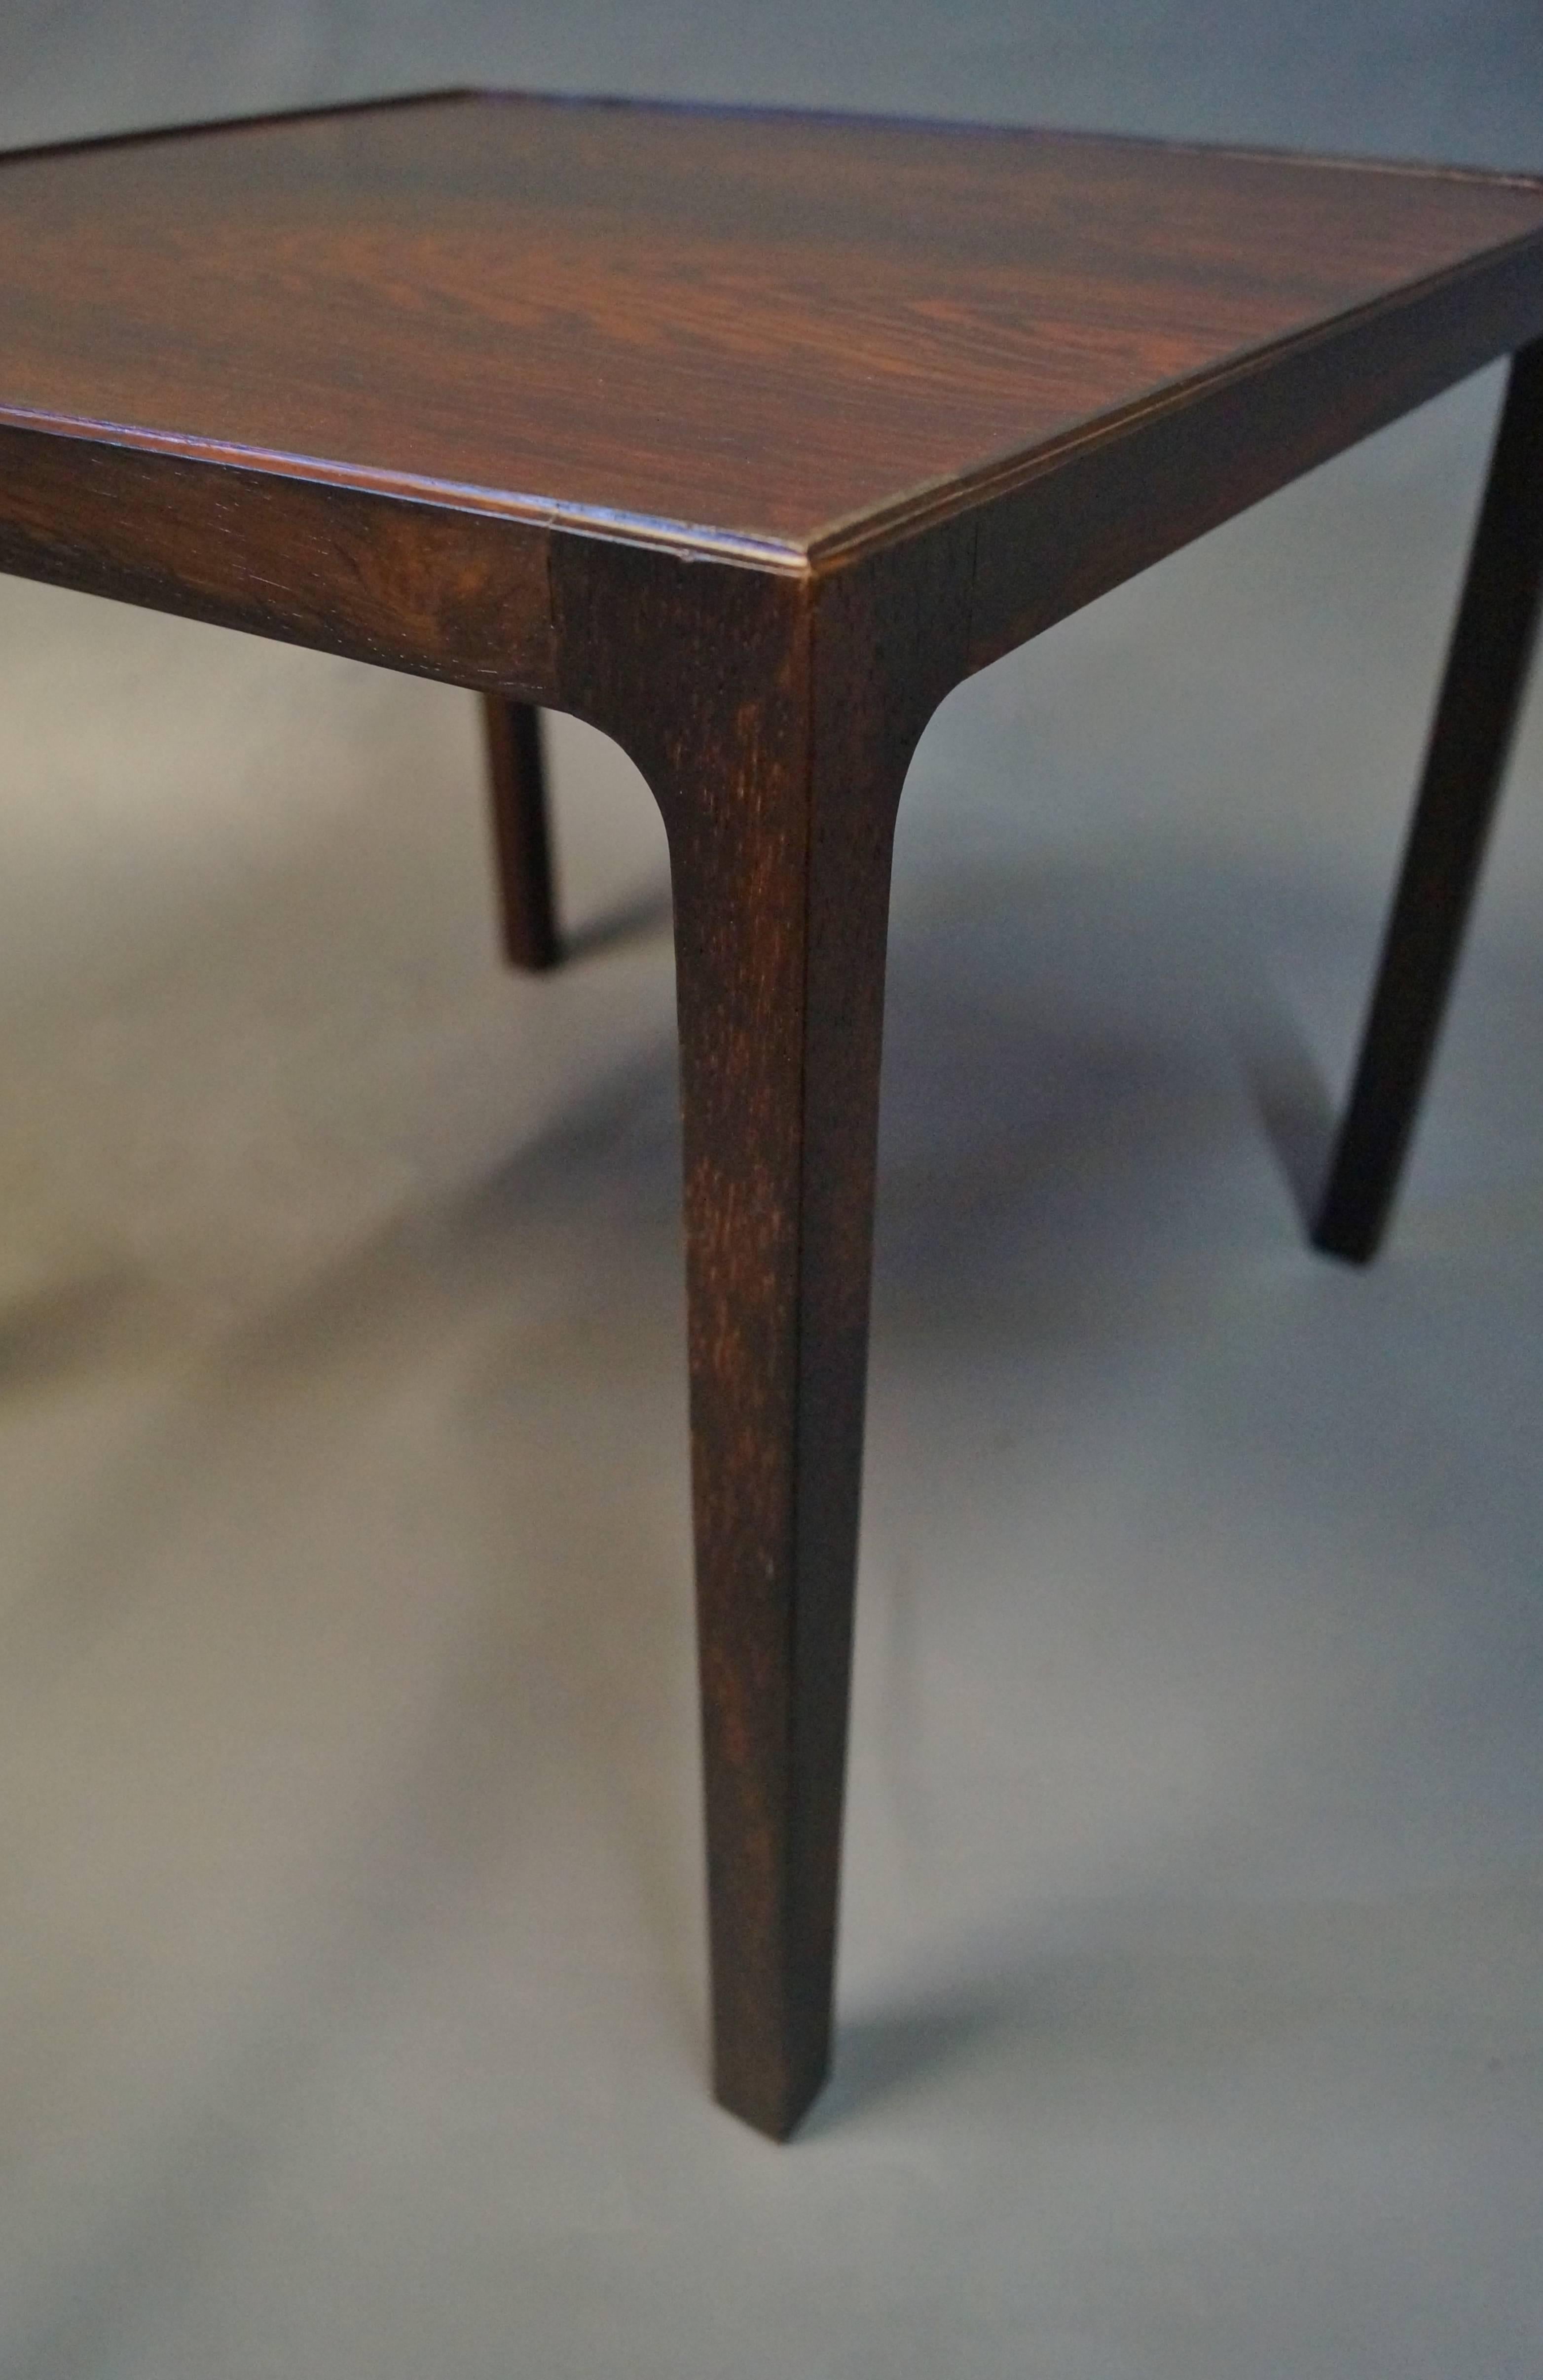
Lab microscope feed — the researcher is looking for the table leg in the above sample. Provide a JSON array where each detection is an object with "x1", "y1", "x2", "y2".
[
  {"x1": 1315, "y1": 338, "x2": 1543, "y2": 1263},
  {"x1": 482, "y1": 693, "x2": 560, "y2": 971},
  {"x1": 546, "y1": 527, "x2": 965, "y2": 2135},
  {"x1": 656, "y1": 672, "x2": 903, "y2": 2139}
]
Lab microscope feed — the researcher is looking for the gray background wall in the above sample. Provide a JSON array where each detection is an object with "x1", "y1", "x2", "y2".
[
  {"x1": 1, "y1": 11, "x2": 1541, "y2": 2380},
  {"x1": 5, "y1": 0, "x2": 1543, "y2": 169}
]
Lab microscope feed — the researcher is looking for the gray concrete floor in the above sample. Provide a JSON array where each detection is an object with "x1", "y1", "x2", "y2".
[{"x1": 1, "y1": 375, "x2": 1540, "y2": 2377}]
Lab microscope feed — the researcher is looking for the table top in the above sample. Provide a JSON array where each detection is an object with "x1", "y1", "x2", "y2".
[{"x1": 2, "y1": 91, "x2": 1543, "y2": 569}]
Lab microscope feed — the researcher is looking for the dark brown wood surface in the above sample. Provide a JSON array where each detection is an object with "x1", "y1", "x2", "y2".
[
  {"x1": 544, "y1": 520, "x2": 971, "y2": 2136},
  {"x1": 3, "y1": 91, "x2": 1543, "y2": 559},
  {"x1": 4, "y1": 91, "x2": 1543, "y2": 2143},
  {"x1": 482, "y1": 695, "x2": 559, "y2": 971}
]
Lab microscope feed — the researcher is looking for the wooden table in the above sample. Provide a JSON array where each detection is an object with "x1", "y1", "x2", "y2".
[{"x1": 3, "y1": 91, "x2": 1541, "y2": 2140}]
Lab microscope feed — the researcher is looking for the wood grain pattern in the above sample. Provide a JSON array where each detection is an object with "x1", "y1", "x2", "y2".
[
  {"x1": 0, "y1": 420, "x2": 558, "y2": 694},
  {"x1": 552, "y1": 542, "x2": 840, "y2": 2135},
  {"x1": 4, "y1": 92, "x2": 1543, "y2": 2142},
  {"x1": 3, "y1": 92, "x2": 1543, "y2": 559},
  {"x1": 544, "y1": 523, "x2": 971, "y2": 2135}
]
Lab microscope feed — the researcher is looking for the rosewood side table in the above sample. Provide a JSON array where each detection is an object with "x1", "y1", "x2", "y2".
[{"x1": 2, "y1": 92, "x2": 1541, "y2": 2140}]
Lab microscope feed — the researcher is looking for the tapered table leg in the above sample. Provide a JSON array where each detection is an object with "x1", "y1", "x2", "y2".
[
  {"x1": 663, "y1": 694, "x2": 905, "y2": 2139},
  {"x1": 548, "y1": 527, "x2": 966, "y2": 2137},
  {"x1": 1315, "y1": 338, "x2": 1543, "y2": 1263},
  {"x1": 482, "y1": 693, "x2": 560, "y2": 971}
]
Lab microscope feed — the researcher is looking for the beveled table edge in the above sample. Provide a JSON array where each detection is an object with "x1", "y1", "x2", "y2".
[
  {"x1": 3, "y1": 91, "x2": 1543, "y2": 583},
  {"x1": 4, "y1": 83, "x2": 1543, "y2": 195},
  {"x1": 0, "y1": 405, "x2": 812, "y2": 575}
]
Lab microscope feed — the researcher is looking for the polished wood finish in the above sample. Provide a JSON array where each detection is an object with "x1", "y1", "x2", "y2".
[
  {"x1": 2, "y1": 94, "x2": 1543, "y2": 2140},
  {"x1": 546, "y1": 534, "x2": 971, "y2": 2135},
  {"x1": 482, "y1": 696, "x2": 559, "y2": 971},
  {"x1": 5, "y1": 94, "x2": 1543, "y2": 562},
  {"x1": 0, "y1": 419, "x2": 559, "y2": 693},
  {"x1": 1316, "y1": 337, "x2": 1543, "y2": 1263}
]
